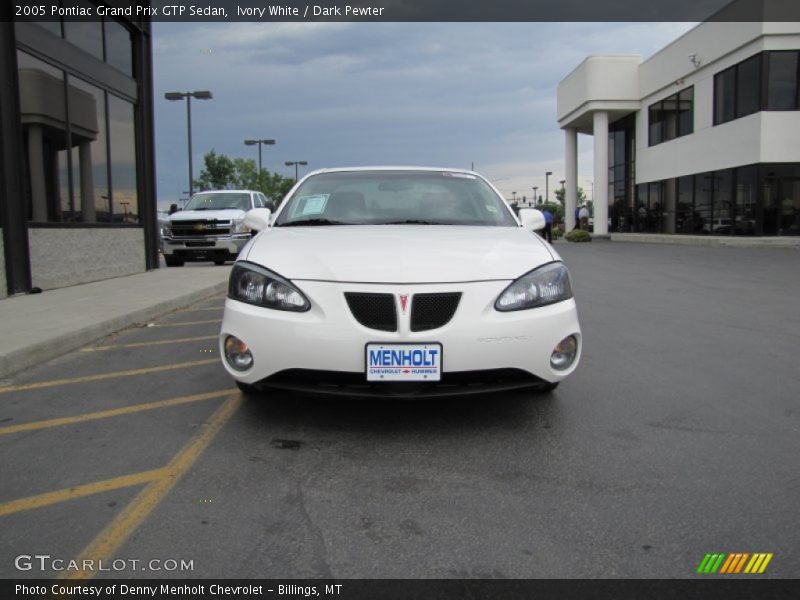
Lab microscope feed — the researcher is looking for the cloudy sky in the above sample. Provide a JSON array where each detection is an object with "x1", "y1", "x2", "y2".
[{"x1": 152, "y1": 22, "x2": 695, "y2": 205}]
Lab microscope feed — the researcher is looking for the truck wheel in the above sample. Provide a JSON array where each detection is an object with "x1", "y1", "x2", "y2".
[
  {"x1": 165, "y1": 255, "x2": 184, "y2": 267},
  {"x1": 214, "y1": 259, "x2": 227, "y2": 266}
]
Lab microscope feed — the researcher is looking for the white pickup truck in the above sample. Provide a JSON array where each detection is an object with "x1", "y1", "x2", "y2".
[{"x1": 161, "y1": 190, "x2": 274, "y2": 266}]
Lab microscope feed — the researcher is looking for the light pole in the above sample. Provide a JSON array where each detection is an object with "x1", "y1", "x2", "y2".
[
  {"x1": 532, "y1": 186, "x2": 538, "y2": 205},
  {"x1": 244, "y1": 138, "x2": 275, "y2": 182},
  {"x1": 285, "y1": 160, "x2": 308, "y2": 182},
  {"x1": 545, "y1": 171, "x2": 553, "y2": 204},
  {"x1": 512, "y1": 191, "x2": 517, "y2": 204},
  {"x1": 164, "y1": 90, "x2": 213, "y2": 197}
]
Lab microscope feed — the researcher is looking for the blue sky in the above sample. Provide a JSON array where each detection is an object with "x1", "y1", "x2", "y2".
[{"x1": 153, "y1": 22, "x2": 695, "y2": 206}]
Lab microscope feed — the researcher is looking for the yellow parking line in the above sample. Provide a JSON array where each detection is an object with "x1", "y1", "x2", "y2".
[
  {"x1": 0, "y1": 359, "x2": 218, "y2": 394},
  {"x1": 151, "y1": 319, "x2": 222, "y2": 328},
  {"x1": 0, "y1": 468, "x2": 166, "y2": 518},
  {"x1": 177, "y1": 306, "x2": 224, "y2": 313},
  {"x1": 0, "y1": 389, "x2": 235, "y2": 436},
  {"x1": 65, "y1": 393, "x2": 243, "y2": 580},
  {"x1": 81, "y1": 335, "x2": 218, "y2": 352}
]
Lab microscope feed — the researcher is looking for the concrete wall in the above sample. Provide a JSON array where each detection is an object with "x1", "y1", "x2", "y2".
[
  {"x1": 0, "y1": 230, "x2": 6, "y2": 298},
  {"x1": 28, "y1": 227, "x2": 146, "y2": 290}
]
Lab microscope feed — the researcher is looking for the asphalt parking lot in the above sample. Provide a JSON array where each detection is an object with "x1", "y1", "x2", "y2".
[{"x1": 0, "y1": 242, "x2": 798, "y2": 579}]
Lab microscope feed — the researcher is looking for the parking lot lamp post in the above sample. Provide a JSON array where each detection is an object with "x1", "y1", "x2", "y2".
[
  {"x1": 244, "y1": 139, "x2": 276, "y2": 182},
  {"x1": 164, "y1": 90, "x2": 213, "y2": 197},
  {"x1": 285, "y1": 161, "x2": 308, "y2": 182},
  {"x1": 532, "y1": 186, "x2": 538, "y2": 206},
  {"x1": 545, "y1": 171, "x2": 553, "y2": 204}
]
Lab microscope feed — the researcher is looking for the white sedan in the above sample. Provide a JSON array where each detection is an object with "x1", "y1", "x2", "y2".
[{"x1": 219, "y1": 167, "x2": 581, "y2": 398}]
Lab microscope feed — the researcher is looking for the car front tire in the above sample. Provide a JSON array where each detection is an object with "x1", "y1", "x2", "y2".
[
  {"x1": 164, "y1": 255, "x2": 184, "y2": 267},
  {"x1": 236, "y1": 381, "x2": 260, "y2": 396}
]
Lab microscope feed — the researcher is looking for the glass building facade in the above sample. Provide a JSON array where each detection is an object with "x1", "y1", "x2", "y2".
[
  {"x1": 0, "y1": 5, "x2": 156, "y2": 295},
  {"x1": 620, "y1": 49, "x2": 800, "y2": 237}
]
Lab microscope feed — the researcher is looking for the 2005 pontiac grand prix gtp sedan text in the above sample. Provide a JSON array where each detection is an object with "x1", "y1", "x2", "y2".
[{"x1": 219, "y1": 167, "x2": 581, "y2": 398}]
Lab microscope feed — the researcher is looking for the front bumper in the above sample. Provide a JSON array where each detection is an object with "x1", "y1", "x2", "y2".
[
  {"x1": 219, "y1": 279, "x2": 581, "y2": 393},
  {"x1": 161, "y1": 235, "x2": 250, "y2": 260}
]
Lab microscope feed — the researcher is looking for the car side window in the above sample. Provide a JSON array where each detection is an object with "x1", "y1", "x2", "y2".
[{"x1": 252, "y1": 194, "x2": 262, "y2": 209}]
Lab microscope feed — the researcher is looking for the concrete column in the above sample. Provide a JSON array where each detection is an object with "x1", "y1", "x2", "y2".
[
  {"x1": 593, "y1": 110, "x2": 609, "y2": 236},
  {"x1": 27, "y1": 125, "x2": 48, "y2": 222},
  {"x1": 564, "y1": 127, "x2": 578, "y2": 231},
  {"x1": 79, "y1": 141, "x2": 96, "y2": 223}
]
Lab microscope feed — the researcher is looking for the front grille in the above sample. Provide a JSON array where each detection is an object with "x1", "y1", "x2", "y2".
[
  {"x1": 345, "y1": 292, "x2": 397, "y2": 332},
  {"x1": 255, "y1": 368, "x2": 547, "y2": 398},
  {"x1": 171, "y1": 220, "x2": 231, "y2": 238},
  {"x1": 410, "y1": 293, "x2": 461, "y2": 331}
]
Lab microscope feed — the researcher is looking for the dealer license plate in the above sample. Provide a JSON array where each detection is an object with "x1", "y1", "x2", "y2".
[{"x1": 366, "y1": 343, "x2": 442, "y2": 382}]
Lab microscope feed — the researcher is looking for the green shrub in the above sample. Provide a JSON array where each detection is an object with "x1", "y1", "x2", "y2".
[
  {"x1": 551, "y1": 227, "x2": 563, "y2": 240},
  {"x1": 565, "y1": 229, "x2": 592, "y2": 243}
]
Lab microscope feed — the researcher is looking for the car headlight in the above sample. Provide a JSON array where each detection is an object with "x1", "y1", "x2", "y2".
[
  {"x1": 231, "y1": 219, "x2": 250, "y2": 234},
  {"x1": 495, "y1": 262, "x2": 573, "y2": 311},
  {"x1": 160, "y1": 224, "x2": 171, "y2": 237},
  {"x1": 228, "y1": 262, "x2": 310, "y2": 312}
]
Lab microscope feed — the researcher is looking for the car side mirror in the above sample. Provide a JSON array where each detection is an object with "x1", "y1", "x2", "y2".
[
  {"x1": 244, "y1": 208, "x2": 272, "y2": 232},
  {"x1": 518, "y1": 208, "x2": 546, "y2": 231}
]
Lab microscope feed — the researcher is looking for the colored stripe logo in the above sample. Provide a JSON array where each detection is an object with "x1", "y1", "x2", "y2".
[{"x1": 697, "y1": 553, "x2": 773, "y2": 574}]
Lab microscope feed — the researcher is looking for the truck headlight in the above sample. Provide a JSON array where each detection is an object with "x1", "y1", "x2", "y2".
[
  {"x1": 495, "y1": 262, "x2": 573, "y2": 311},
  {"x1": 228, "y1": 262, "x2": 310, "y2": 312},
  {"x1": 231, "y1": 219, "x2": 250, "y2": 234}
]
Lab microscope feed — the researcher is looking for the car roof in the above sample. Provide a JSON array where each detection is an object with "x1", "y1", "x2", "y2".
[
  {"x1": 193, "y1": 190, "x2": 258, "y2": 194},
  {"x1": 304, "y1": 166, "x2": 478, "y2": 177}
]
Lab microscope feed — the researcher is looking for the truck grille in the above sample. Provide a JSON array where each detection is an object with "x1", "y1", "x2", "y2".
[
  {"x1": 410, "y1": 293, "x2": 461, "y2": 331},
  {"x1": 170, "y1": 220, "x2": 231, "y2": 238},
  {"x1": 344, "y1": 293, "x2": 397, "y2": 332}
]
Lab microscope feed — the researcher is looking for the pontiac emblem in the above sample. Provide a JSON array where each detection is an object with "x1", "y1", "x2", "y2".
[
  {"x1": 194, "y1": 223, "x2": 206, "y2": 232},
  {"x1": 399, "y1": 294, "x2": 410, "y2": 313}
]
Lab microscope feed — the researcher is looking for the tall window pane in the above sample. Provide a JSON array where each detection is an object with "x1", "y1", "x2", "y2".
[
  {"x1": 695, "y1": 173, "x2": 713, "y2": 233},
  {"x1": 712, "y1": 169, "x2": 733, "y2": 234},
  {"x1": 714, "y1": 67, "x2": 735, "y2": 124},
  {"x1": 735, "y1": 55, "x2": 761, "y2": 118},
  {"x1": 63, "y1": 2, "x2": 103, "y2": 60},
  {"x1": 648, "y1": 102, "x2": 663, "y2": 145},
  {"x1": 676, "y1": 175, "x2": 695, "y2": 233},
  {"x1": 648, "y1": 181, "x2": 663, "y2": 233},
  {"x1": 17, "y1": 51, "x2": 71, "y2": 223},
  {"x1": 766, "y1": 51, "x2": 799, "y2": 110},
  {"x1": 678, "y1": 87, "x2": 694, "y2": 136},
  {"x1": 104, "y1": 19, "x2": 133, "y2": 76},
  {"x1": 735, "y1": 166, "x2": 757, "y2": 235},
  {"x1": 69, "y1": 77, "x2": 108, "y2": 223},
  {"x1": 108, "y1": 94, "x2": 138, "y2": 223},
  {"x1": 663, "y1": 95, "x2": 678, "y2": 141},
  {"x1": 636, "y1": 184, "x2": 648, "y2": 232}
]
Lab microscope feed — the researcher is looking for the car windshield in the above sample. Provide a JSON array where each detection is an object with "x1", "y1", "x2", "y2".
[
  {"x1": 274, "y1": 170, "x2": 517, "y2": 227},
  {"x1": 184, "y1": 192, "x2": 251, "y2": 211}
]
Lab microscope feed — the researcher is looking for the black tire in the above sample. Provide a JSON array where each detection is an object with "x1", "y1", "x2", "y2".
[
  {"x1": 537, "y1": 382, "x2": 560, "y2": 394},
  {"x1": 213, "y1": 259, "x2": 227, "y2": 266},
  {"x1": 236, "y1": 381, "x2": 260, "y2": 395},
  {"x1": 164, "y1": 255, "x2": 184, "y2": 267}
]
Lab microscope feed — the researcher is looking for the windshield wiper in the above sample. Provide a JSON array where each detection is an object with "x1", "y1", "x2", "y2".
[
  {"x1": 379, "y1": 219, "x2": 441, "y2": 225},
  {"x1": 280, "y1": 218, "x2": 347, "y2": 227}
]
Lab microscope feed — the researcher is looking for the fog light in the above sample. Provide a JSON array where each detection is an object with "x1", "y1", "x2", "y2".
[
  {"x1": 550, "y1": 335, "x2": 578, "y2": 371},
  {"x1": 224, "y1": 335, "x2": 253, "y2": 371}
]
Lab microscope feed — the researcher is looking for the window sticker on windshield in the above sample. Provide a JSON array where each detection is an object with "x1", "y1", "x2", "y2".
[
  {"x1": 295, "y1": 194, "x2": 329, "y2": 217},
  {"x1": 442, "y1": 172, "x2": 477, "y2": 179},
  {"x1": 486, "y1": 205, "x2": 499, "y2": 213}
]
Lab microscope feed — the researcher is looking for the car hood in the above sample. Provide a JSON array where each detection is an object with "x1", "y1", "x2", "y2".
[
  {"x1": 244, "y1": 225, "x2": 555, "y2": 283},
  {"x1": 169, "y1": 209, "x2": 246, "y2": 221}
]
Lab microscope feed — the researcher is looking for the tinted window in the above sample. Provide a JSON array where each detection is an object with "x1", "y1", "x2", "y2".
[
  {"x1": 104, "y1": 19, "x2": 133, "y2": 76},
  {"x1": 69, "y1": 77, "x2": 108, "y2": 223},
  {"x1": 648, "y1": 102, "x2": 663, "y2": 145},
  {"x1": 714, "y1": 67, "x2": 736, "y2": 124},
  {"x1": 735, "y1": 54, "x2": 761, "y2": 118},
  {"x1": 766, "y1": 51, "x2": 799, "y2": 111},
  {"x1": 678, "y1": 87, "x2": 694, "y2": 136},
  {"x1": 63, "y1": 2, "x2": 103, "y2": 60},
  {"x1": 108, "y1": 94, "x2": 138, "y2": 223}
]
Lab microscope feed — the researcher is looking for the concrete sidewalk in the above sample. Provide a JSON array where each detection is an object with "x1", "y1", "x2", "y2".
[{"x1": 0, "y1": 266, "x2": 230, "y2": 379}]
